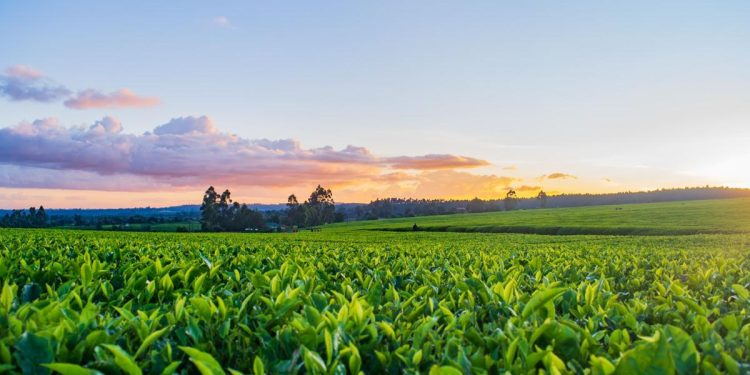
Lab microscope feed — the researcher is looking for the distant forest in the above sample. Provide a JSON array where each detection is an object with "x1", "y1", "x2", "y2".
[{"x1": 2, "y1": 186, "x2": 749, "y2": 231}]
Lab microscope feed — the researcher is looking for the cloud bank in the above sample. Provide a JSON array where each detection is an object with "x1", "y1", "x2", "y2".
[
  {"x1": 0, "y1": 65, "x2": 158, "y2": 110},
  {"x1": 0, "y1": 116, "x2": 500, "y2": 197}
]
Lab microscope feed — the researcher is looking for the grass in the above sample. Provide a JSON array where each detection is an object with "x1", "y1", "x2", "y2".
[{"x1": 329, "y1": 197, "x2": 750, "y2": 235}]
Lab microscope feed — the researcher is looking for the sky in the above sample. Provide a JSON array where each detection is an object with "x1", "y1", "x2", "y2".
[{"x1": 1, "y1": 1, "x2": 749, "y2": 208}]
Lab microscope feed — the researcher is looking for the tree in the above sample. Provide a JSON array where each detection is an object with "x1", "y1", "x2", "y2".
[
  {"x1": 307, "y1": 185, "x2": 335, "y2": 225},
  {"x1": 504, "y1": 189, "x2": 518, "y2": 211},
  {"x1": 200, "y1": 186, "x2": 221, "y2": 231},
  {"x1": 30, "y1": 206, "x2": 47, "y2": 227},
  {"x1": 467, "y1": 197, "x2": 485, "y2": 213},
  {"x1": 200, "y1": 186, "x2": 266, "y2": 232},
  {"x1": 285, "y1": 185, "x2": 337, "y2": 227},
  {"x1": 536, "y1": 190, "x2": 548, "y2": 208},
  {"x1": 287, "y1": 194, "x2": 299, "y2": 208}
]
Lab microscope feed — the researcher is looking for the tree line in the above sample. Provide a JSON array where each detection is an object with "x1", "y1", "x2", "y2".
[
  {"x1": 199, "y1": 184, "x2": 342, "y2": 231},
  {"x1": 0, "y1": 206, "x2": 48, "y2": 228},
  {"x1": 3, "y1": 186, "x2": 748, "y2": 230}
]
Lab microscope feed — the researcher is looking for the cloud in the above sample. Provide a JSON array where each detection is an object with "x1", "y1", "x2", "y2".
[
  {"x1": 152, "y1": 116, "x2": 217, "y2": 135},
  {"x1": 545, "y1": 172, "x2": 577, "y2": 180},
  {"x1": 0, "y1": 116, "x2": 497, "y2": 195},
  {"x1": 0, "y1": 65, "x2": 71, "y2": 102},
  {"x1": 64, "y1": 88, "x2": 160, "y2": 109},
  {"x1": 385, "y1": 154, "x2": 489, "y2": 170},
  {"x1": 5, "y1": 65, "x2": 44, "y2": 80},
  {"x1": 1, "y1": 65, "x2": 158, "y2": 110},
  {"x1": 213, "y1": 16, "x2": 233, "y2": 28},
  {"x1": 516, "y1": 185, "x2": 541, "y2": 192}
]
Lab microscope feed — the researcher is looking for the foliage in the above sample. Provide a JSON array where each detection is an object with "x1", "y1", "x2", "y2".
[{"x1": 0, "y1": 225, "x2": 748, "y2": 373}]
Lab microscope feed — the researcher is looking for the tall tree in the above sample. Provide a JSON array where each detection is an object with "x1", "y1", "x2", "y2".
[
  {"x1": 200, "y1": 186, "x2": 220, "y2": 231},
  {"x1": 504, "y1": 189, "x2": 518, "y2": 211},
  {"x1": 536, "y1": 190, "x2": 548, "y2": 208}
]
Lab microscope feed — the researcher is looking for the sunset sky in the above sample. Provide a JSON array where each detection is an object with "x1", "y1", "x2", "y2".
[{"x1": 2, "y1": 1, "x2": 750, "y2": 208}]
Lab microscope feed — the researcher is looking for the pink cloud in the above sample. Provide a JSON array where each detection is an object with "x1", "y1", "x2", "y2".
[
  {"x1": 5, "y1": 65, "x2": 45, "y2": 80},
  {"x1": 64, "y1": 88, "x2": 160, "y2": 109}
]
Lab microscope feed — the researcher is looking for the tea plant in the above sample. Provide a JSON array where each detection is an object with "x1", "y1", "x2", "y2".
[{"x1": 0, "y1": 229, "x2": 748, "y2": 374}]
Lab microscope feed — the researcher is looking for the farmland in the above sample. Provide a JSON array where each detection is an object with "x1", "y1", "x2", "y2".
[
  {"x1": 336, "y1": 198, "x2": 750, "y2": 236},
  {"x1": 0, "y1": 199, "x2": 749, "y2": 374}
]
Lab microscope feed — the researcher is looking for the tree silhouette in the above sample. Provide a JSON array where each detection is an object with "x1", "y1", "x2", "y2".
[
  {"x1": 200, "y1": 186, "x2": 265, "y2": 232},
  {"x1": 504, "y1": 189, "x2": 518, "y2": 211},
  {"x1": 285, "y1": 185, "x2": 337, "y2": 227},
  {"x1": 536, "y1": 190, "x2": 548, "y2": 208}
]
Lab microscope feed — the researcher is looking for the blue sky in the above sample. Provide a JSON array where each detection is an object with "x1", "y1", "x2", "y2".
[{"x1": 1, "y1": 1, "x2": 749, "y2": 207}]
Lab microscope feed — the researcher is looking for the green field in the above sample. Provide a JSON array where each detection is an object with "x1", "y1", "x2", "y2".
[
  {"x1": 336, "y1": 198, "x2": 750, "y2": 235},
  {"x1": 0, "y1": 199, "x2": 749, "y2": 374}
]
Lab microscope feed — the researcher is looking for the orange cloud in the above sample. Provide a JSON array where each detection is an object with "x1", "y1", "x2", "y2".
[
  {"x1": 546, "y1": 172, "x2": 577, "y2": 180},
  {"x1": 516, "y1": 185, "x2": 541, "y2": 192},
  {"x1": 64, "y1": 88, "x2": 159, "y2": 109}
]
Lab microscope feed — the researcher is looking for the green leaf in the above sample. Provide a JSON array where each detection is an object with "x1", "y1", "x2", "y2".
[
  {"x1": 253, "y1": 357, "x2": 264, "y2": 375},
  {"x1": 412, "y1": 349, "x2": 423, "y2": 365},
  {"x1": 590, "y1": 355, "x2": 615, "y2": 375},
  {"x1": 14, "y1": 332, "x2": 55, "y2": 375},
  {"x1": 179, "y1": 346, "x2": 225, "y2": 375},
  {"x1": 614, "y1": 331, "x2": 674, "y2": 375},
  {"x1": 43, "y1": 363, "x2": 103, "y2": 375},
  {"x1": 199, "y1": 253, "x2": 213, "y2": 270},
  {"x1": 732, "y1": 284, "x2": 749, "y2": 300},
  {"x1": 0, "y1": 282, "x2": 14, "y2": 311},
  {"x1": 101, "y1": 344, "x2": 142, "y2": 375},
  {"x1": 80, "y1": 263, "x2": 92, "y2": 286},
  {"x1": 521, "y1": 288, "x2": 567, "y2": 318},
  {"x1": 721, "y1": 353, "x2": 740, "y2": 375},
  {"x1": 663, "y1": 325, "x2": 698, "y2": 375},
  {"x1": 429, "y1": 365, "x2": 463, "y2": 375},
  {"x1": 160, "y1": 361, "x2": 181, "y2": 375},
  {"x1": 303, "y1": 349, "x2": 327, "y2": 374},
  {"x1": 135, "y1": 326, "x2": 170, "y2": 358},
  {"x1": 348, "y1": 347, "x2": 361, "y2": 375},
  {"x1": 324, "y1": 330, "x2": 333, "y2": 364}
]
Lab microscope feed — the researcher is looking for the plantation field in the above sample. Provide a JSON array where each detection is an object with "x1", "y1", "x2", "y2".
[
  {"x1": 0, "y1": 199, "x2": 749, "y2": 374},
  {"x1": 337, "y1": 198, "x2": 750, "y2": 236}
]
